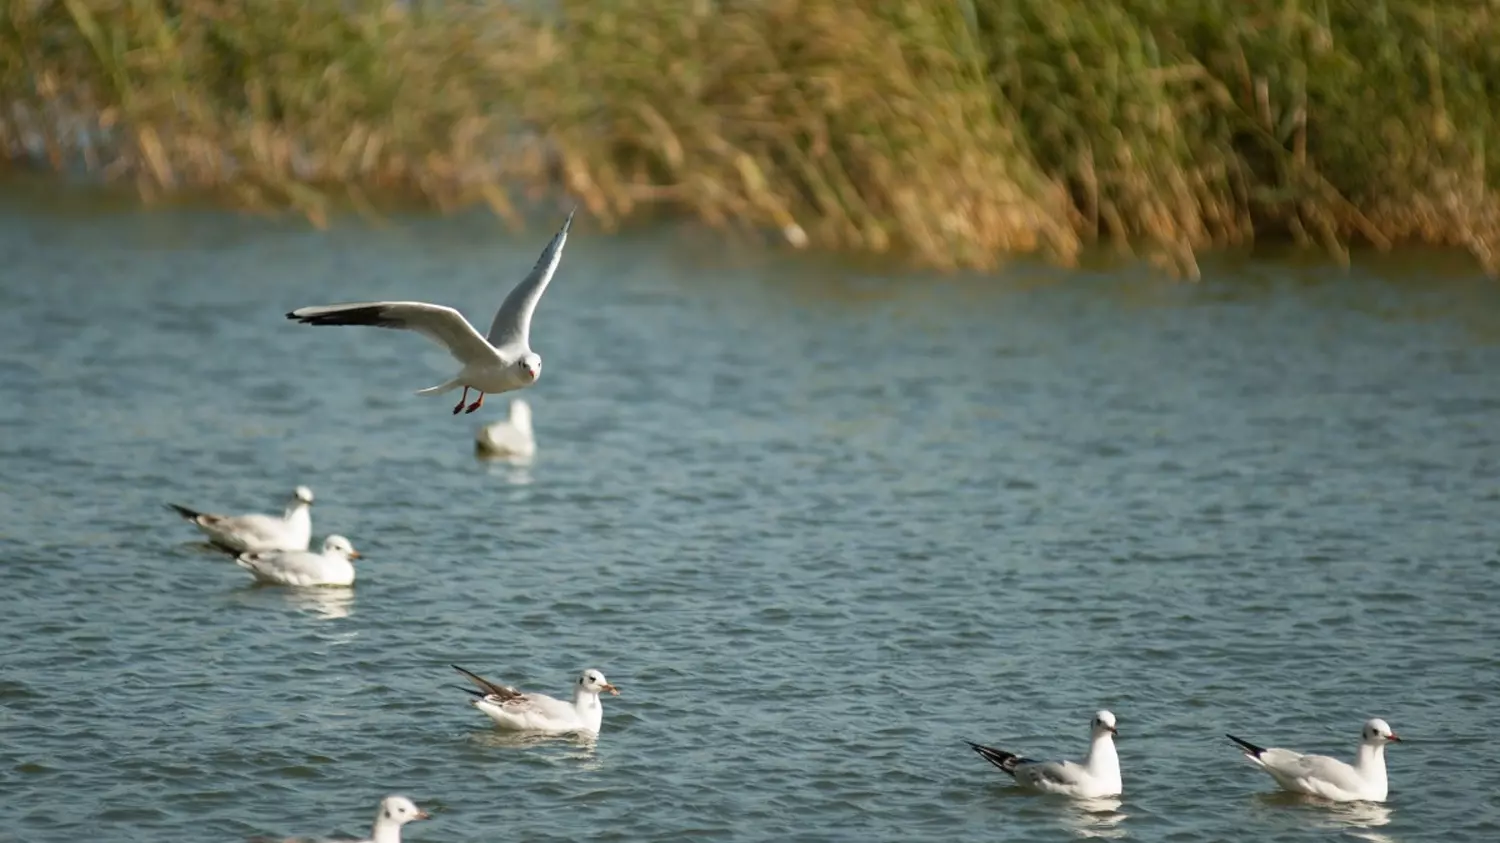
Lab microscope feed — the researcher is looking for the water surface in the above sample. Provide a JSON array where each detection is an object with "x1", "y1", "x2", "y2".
[{"x1": 1, "y1": 187, "x2": 1498, "y2": 842}]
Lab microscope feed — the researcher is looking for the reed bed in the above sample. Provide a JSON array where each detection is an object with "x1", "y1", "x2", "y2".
[{"x1": 2, "y1": 0, "x2": 1497, "y2": 275}]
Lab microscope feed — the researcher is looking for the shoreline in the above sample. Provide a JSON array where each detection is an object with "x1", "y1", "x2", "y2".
[{"x1": 3, "y1": 1, "x2": 1497, "y2": 277}]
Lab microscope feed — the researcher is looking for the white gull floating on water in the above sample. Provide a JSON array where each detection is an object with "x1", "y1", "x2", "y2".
[
  {"x1": 251, "y1": 794, "x2": 429, "y2": 843},
  {"x1": 966, "y1": 710, "x2": 1123, "y2": 798},
  {"x1": 474, "y1": 398, "x2": 536, "y2": 459},
  {"x1": 453, "y1": 664, "x2": 619, "y2": 735},
  {"x1": 1226, "y1": 718, "x2": 1401, "y2": 803},
  {"x1": 287, "y1": 209, "x2": 574, "y2": 415},
  {"x1": 167, "y1": 485, "x2": 313, "y2": 552},
  {"x1": 232, "y1": 535, "x2": 361, "y2": 587}
]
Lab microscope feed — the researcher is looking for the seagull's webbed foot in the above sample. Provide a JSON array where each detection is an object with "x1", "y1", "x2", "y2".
[
  {"x1": 464, "y1": 392, "x2": 486, "y2": 414},
  {"x1": 453, "y1": 386, "x2": 471, "y2": 415}
]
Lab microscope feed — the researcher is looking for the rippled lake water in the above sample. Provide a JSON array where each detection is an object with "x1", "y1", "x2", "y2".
[{"x1": 2, "y1": 183, "x2": 1499, "y2": 842}]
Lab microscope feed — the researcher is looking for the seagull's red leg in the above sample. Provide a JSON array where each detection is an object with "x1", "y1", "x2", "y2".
[
  {"x1": 464, "y1": 391, "x2": 486, "y2": 414},
  {"x1": 453, "y1": 386, "x2": 470, "y2": 415}
]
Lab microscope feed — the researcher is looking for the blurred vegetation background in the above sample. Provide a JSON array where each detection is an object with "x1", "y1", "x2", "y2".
[{"x1": 2, "y1": 0, "x2": 1497, "y2": 276}]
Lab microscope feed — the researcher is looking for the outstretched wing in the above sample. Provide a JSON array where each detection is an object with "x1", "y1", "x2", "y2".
[
  {"x1": 486, "y1": 208, "x2": 575, "y2": 351},
  {"x1": 288, "y1": 302, "x2": 495, "y2": 365}
]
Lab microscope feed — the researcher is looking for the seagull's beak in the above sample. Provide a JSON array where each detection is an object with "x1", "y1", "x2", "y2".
[
  {"x1": 602, "y1": 683, "x2": 620, "y2": 696},
  {"x1": 1386, "y1": 732, "x2": 1401, "y2": 742},
  {"x1": 1107, "y1": 725, "x2": 1119, "y2": 736},
  {"x1": 414, "y1": 810, "x2": 431, "y2": 820},
  {"x1": 349, "y1": 550, "x2": 361, "y2": 559}
]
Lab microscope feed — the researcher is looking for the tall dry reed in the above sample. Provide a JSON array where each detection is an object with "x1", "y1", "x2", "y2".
[{"x1": 2, "y1": 0, "x2": 1497, "y2": 275}]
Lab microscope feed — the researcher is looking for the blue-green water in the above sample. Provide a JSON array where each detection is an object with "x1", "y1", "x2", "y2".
[{"x1": 2, "y1": 186, "x2": 1499, "y2": 842}]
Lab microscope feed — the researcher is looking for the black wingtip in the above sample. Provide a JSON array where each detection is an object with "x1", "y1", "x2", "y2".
[
  {"x1": 166, "y1": 503, "x2": 200, "y2": 520},
  {"x1": 560, "y1": 206, "x2": 577, "y2": 235},
  {"x1": 285, "y1": 306, "x2": 391, "y2": 328},
  {"x1": 1226, "y1": 733, "x2": 1266, "y2": 757},
  {"x1": 965, "y1": 740, "x2": 1021, "y2": 777}
]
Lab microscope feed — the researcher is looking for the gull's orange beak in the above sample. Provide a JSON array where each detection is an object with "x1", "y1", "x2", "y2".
[
  {"x1": 349, "y1": 550, "x2": 361, "y2": 559},
  {"x1": 414, "y1": 809, "x2": 431, "y2": 820},
  {"x1": 1387, "y1": 732, "x2": 1401, "y2": 742},
  {"x1": 602, "y1": 683, "x2": 620, "y2": 696}
]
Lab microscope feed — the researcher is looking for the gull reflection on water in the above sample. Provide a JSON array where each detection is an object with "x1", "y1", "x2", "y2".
[
  {"x1": 475, "y1": 450, "x2": 535, "y2": 485},
  {"x1": 1256, "y1": 792, "x2": 1398, "y2": 843},
  {"x1": 1059, "y1": 797, "x2": 1128, "y2": 839},
  {"x1": 229, "y1": 583, "x2": 357, "y2": 623},
  {"x1": 281, "y1": 586, "x2": 356, "y2": 621},
  {"x1": 468, "y1": 729, "x2": 603, "y2": 768},
  {"x1": 1320, "y1": 800, "x2": 1396, "y2": 843}
]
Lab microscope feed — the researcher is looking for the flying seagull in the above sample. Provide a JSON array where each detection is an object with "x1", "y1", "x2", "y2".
[{"x1": 287, "y1": 208, "x2": 575, "y2": 414}]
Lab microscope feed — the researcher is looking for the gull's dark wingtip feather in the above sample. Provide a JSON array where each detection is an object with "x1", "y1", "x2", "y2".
[
  {"x1": 452, "y1": 664, "x2": 488, "y2": 684},
  {"x1": 166, "y1": 503, "x2": 200, "y2": 520},
  {"x1": 560, "y1": 206, "x2": 577, "y2": 235},
  {"x1": 1226, "y1": 733, "x2": 1267, "y2": 757},
  {"x1": 287, "y1": 305, "x2": 394, "y2": 329},
  {"x1": 965, "y1": 740, "x2": 1022, "y2": 777}
]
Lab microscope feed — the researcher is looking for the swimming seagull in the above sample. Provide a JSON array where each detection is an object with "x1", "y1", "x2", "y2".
[
  {"x1": 286, "y1": 208, "x2": 575, "y2": 415},
  {"x1": 231, "y1": 534, "x2": 361, "y2": 587},
  {"x1": 167, "y1": 486, "x2": 313, "y2": 552},
  {"x1": 966, "y1": 710, "x2": 1123, "y2": 798},
  {"x1": 250, "y1": 794, "x2": 429, "y2": 843},
  {"x1": 452, "y1": 664, "x2": 619, "y2": 735},
  {"x1": 474, "y1": 398, "x2": 536, "y2": 459},
  {"x1": 1226, "y1": 718, "x2": 1401, "y2": 802}
]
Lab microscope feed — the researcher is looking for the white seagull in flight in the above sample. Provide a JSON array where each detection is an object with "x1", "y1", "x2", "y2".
[{"x1": 287, "y1": 208, "x2": 575, "y2": 414}]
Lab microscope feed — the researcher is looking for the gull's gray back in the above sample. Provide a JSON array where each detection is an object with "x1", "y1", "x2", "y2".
[
  {"x1": 1267, "y1": 750, "x2": 1362, "y2": 788},
  {"x1": 1018, "y1": 759, "x2": 1086, "y2": 787},
  {"x1": 487, "y1": 208, "x2": 576, "y2": 351}
]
